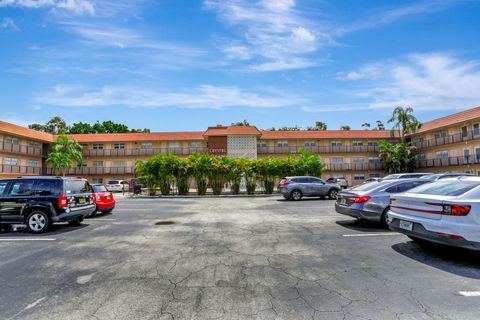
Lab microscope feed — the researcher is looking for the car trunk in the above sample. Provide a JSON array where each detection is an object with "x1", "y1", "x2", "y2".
[{"x1": 390, "y1": 194, "x2": 450, "y2": 220}]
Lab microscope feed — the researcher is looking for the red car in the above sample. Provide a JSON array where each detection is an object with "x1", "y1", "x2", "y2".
[{"x1": 90, "y1": 184, "x2": 116, "y2": 215}]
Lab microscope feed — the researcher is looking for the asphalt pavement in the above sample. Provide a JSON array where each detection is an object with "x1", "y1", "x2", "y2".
[{"x1": 1, "y1": 196, "x2": 480, "y2": 320}]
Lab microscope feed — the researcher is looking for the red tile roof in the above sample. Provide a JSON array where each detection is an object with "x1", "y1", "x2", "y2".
[
  {"x1": 203, "y1": 125, "x2": 262, "y2": 136},
  {"x1": 260, "y1": 130, "x2": 396, "y2": 140},
  {"x1": 0, "y1": 121, "x2": 54, "y2": 142},
  {"x1": 415, "y1": 107, "x2": 480, "y2": 134},
  {"x1": 65, "y1": 131, "x2": 205, "y2": 143}
]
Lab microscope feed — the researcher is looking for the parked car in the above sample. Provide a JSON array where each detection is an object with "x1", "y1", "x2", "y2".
[
  {"x1": 278, "y1": 176, "x2": 341, "y2": 200},
  {"x1": 326, "y1": 177, "x2": 348, "y2": 189},
  {"x1": 0, "y1": 177, "x2": 95, "y2": 233},
  {"x1": 421, "y1": 172, "x2": 474, "y2": 181},
  {"x1": 382, "y1": 173, "x2": 432, "y2": 180},
  {"x1": 107, "y1": 180, "x2": 129, "y2": 192},
  {"x1": 387, "y1": 177, "x2": 480, "y2": 250},
  {"x1": 90, "y1": 184, "x2": 116, "y2": 216},
  {"x1": 364, "y1": 177, "x2": 382, "y2": 183},
  {"x1": 335, "y1": 178, "x2": 430, "y2": 224}
]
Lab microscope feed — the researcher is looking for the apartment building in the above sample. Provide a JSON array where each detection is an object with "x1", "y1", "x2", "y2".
[{"x1": 1, "y1": 106, "x2": 479, "y2": 186}]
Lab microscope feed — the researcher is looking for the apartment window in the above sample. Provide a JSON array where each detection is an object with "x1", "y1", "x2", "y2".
[
  {"x1": 417, "y1": 153, "x2": 426, "y2": 160},
  {"x1": 112, "y1": 160, "x2": 125, "y2": 167},
  {"x1": 435, "y1": 150, "x2": 449, "y2": 159},
  {"x1": 168, "y1": 142, "x2": 180, "y2": 148},
  {"x1": 277, "y1": 140, "x2": 288, "y2": 147},
  {"x1": 412, "y1": 136, "x2": 423, "y2": 143},
  {"x1": 77, "y1": 162, "x2": 87, "y2": 168},
  {"x1": 434, "y1": 131, "x2": 446, "y2": 139},
  {"x1": 369, "y1": 173, "x2": 381, "y2": 178},
  {"x1": 464, "y1": 149, "x2": 470, "y2": 160},
  {"x1": 331, "y1": 157, "x2": 344, "y2": 164},
  {"x1": 465, "y1": 170, "x2": 471, "y2": 174},
  {"x1": 257, "y1": 140, "x2": 267, "y2": 148},
  {"x1": 352, "y1": 140, "x2": 363, "y2": 146},
  {"x1": 352, "y1": 157, "x2": 364, "y2": 163},
  {"x1": 28, "y1": 141, "x2": 41, "y2": 149},
  {"x1": 473, "y1": 123, "x2": 480, "y2": 136},
  {"x1": 304, "y1": 141, "x2": 316, "y2": 147},
  {"x1": 92, "y1": 178, "x2": 104, "y2": 184},
  {"x1": 4, "y1": 157, "x2": 18, "y2": 165},
  {"x1": 368, "y1": 157, "x2": 381, "y2": 163},
  {"x1": 191, "y1": 141, "x2": 202, "y2": 148},
  {"x1": 114, "y1": 143, "x2": 125, "y2": 150},
  {"x1": 367, "y1": 140, "x2": 378, "y2": 146},
  {"x1": 92, "y1": 160, "x2": 104, "y2": 167},
  {"x1": 461, "y1": 126, "x2": 468, "y2": 138},
  {"x1": 93, "y1": 143, "x2": 104, "y2": 150},
  {"x1": 27, "y1": 159, "x2": 39, "y2": 167},
  {"x1": 5, "y1": 136, "x2": 19, "y2": 145},
  {"x1": 331, "y1": 141, "x2": 342, "y2": 147},
  {"x1": 140, "y1": 143, "x2": 153, "y2": 149},
  {"x1": 354, "y1": 174, "x2": 365, "y2": 180}
]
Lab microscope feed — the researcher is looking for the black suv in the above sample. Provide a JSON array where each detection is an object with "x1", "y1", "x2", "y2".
[{"x1": 0, "y1": 177, "x2": 95, "y2": 233}]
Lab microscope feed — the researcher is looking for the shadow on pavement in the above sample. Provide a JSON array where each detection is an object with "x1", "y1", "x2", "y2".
[
  {"x1": 336, "y1": 219, "x2": 389, "y2": 232},
  {"x1": 392, "y1": 241, "x2": 480, "y2": 279},
  {"x1": 0, "y1": 223, "x2": 89, "y2": 237}
]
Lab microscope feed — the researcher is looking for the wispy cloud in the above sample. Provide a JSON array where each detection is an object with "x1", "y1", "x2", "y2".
[
  {"x1": 35, "y1": 84, "x2": 305, "y2": 109},
  {"x1": 0, "y1": 0, "x2": 95, "y2": 15},
  {"x1": 0, "y1": 17, "x2": 19, "y2": 30},
  {"x1": 204, "y1": 0, "x2": 332, "y2": 72},
  {"x1": 339, "y1": 53, "x2": 480, "y2": 110}
]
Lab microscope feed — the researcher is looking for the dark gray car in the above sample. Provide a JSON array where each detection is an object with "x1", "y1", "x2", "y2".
[
  {"x1": 335, "y1": 178, "x2": 430, "y2": 224},
  {"x1": 278, "y1": 176, "x2": 341, "y2": 201}
]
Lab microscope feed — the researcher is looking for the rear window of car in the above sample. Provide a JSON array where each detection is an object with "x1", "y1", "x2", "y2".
[
  {"x1": 108, "y1": 180, "x2": 119, "y2": 184},
  {"x1": 350, "y1": 181, "x2": 386, "y2": 191},
  {"x1": 65, "y1": 179, "x2": 91, "y2": 194},
  {"x1": 407, "y1": 181, "x2": 480, "y2": 196},
  {"x1": 382, "y1": 174, "x2": 401, "y2": 180},
  {"x1": 34, "y1": 180, "x2": 61, "y2": 196},
  {"x1": 0, "y1": 181, "x2": 9, "y2": 194},
  {"x1": 92, "y1": 185, "x2": 107, "y2": 192}
]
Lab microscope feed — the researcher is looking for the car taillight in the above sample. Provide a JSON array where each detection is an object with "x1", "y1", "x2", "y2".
[
  {"x1": 350, "y1": 196, "x2": 371, "y2": 203},
  {"x1": 443, "y1": 204, "x2": 471, "y2": 216},
  {"x1": 279, "y1": 180, "x2": 289, "y2": 186},
  {"x1": 59, "y1": 195, "x2": 68, "y2": 208},
  {"x1": 437, "y1": 233, "x2": 465, "y2": 239}
]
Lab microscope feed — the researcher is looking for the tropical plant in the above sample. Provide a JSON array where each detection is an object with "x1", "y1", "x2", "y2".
[
  {"x1": 190, "y1": 153, "x2": 210, "y2": 195},
  {"x1": 243, "y1": 159, "x2": 258, "y2": 195},
  {"x1": 340, "y1": 125, "x2": 351, "y2": 130},
  {"x1": 378, "y1": 140, "x2": 418, "y2": 173},
  {"x1": 307, "y1": 121, "x2": 327, "y2": 130},
  {"x1": 46, "y1": 135, "x2": 83, "y2": 176},
  {"x1": 226, "y1": 158, "x2": 243, "y2": 195},
  {"x1": 172, "y1": 157, "x2": 191, "y2": 195},
  {"x1": 30, "y1": 116, "x2": 69, "y2": 134},
  {"x1": 388, "y1": 107, "x2": 421, "y2": 141},
  {"x1": 231, "y1": 120, "x2": 250, "y2": 126},
  {"x1": 362, "y1": 123, "x2": 370, "y2": 130},
  {"x1": 135, "y1": 160, "x2": 158, "y2": 195},
  {"x1": 375, "y1": 120, "x2": 385, "y2": 130}
]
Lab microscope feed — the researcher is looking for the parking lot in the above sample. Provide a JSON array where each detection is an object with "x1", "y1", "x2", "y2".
[{"x1": 1, "y1": 196, "x2": 480, "y2": 320}]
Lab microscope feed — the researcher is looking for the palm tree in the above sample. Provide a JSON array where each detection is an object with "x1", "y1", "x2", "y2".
[
  {"x1": 340, "y1": 125, "x2": 351, "y2": 130},
  {"x1": 362, "y1": 123, "x2": 370, "y2": 130},
  {"x1": 376, "y1": 120, "x2": 385, "y2": 130},
  {"x1": 46, "y1": 135, "x2": 83, "y2": 176},
  {"x1": 388, "y1": 107, "x2": 422, "y2": 141}
]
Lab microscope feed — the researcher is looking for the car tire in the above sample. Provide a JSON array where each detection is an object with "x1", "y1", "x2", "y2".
[
  {"x1": 290, "y1": 190, "x2": 303, "y2": 201},
  {"x1": 68, "y1": 218, "x2": 84, "y2": 227},
  {"x1": 328, "y1": 189, "x2": 339, "y2": 199},
  {"x1": 26, "y1": 210, "x2": 51, "y2": 234},
  {"x1": 380, "y1": 208, "x2": 389, "y2": 227}
]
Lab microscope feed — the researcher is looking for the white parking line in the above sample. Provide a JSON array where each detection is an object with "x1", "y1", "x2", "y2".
[
  {"x1": 343, "y1": 233, "x2": 402, "y2": 237},
  {"x1": 459, "y1": 291, "x2": 480, "y2": 297},
  {"x1": 0, "y1": 238, "x2": 56, "y2": 241}
]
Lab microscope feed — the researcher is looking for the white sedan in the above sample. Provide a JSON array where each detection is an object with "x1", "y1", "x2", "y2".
[{"x1": 387, "y1": 177, "x2": 480, "y2": 250}]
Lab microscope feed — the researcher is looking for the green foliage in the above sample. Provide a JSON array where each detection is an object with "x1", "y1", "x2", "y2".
[
  {"x1": 231, "y1": 120, "x2": 250, "y2": 126},
  {"x1": 46, "y1": 135, "x2": 83, "y2": 176},
  {"x1": 306, "y1": 121, "x2": 327, "y2": 131},
  {"x1": 134, "y1": 151, "x2": 325, "y2": 196},
  {"x1": 378, "y1": 140, "x2": 418, "y2": 174},
  {"x1": 29, "y1": 117, "x2": 150, "y2": 134},
  {"x1": 388, "y1": 107, "x2": 421, "y2": 141},
  {"x1": 29, "y1": 116, "x2": 69, "y2": 134},
  {"x1": 340, "y1": 125, "x2": 351, "y2": 130}
]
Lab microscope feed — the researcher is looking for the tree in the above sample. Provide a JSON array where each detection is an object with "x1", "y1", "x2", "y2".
[
  {"x1": 340, "y1": 125, "x2": 351, "y2": 130},
  {"x1": 378, "y1": 140, "x2": 418, "y2": 174},
  {"x1": 375, "y1": 120, "x2": 385, "y2": 130},
  {"x1": 29, "y1": 116, "x2": 69, "y2": 134},
  {"x1": 361, "y1": 123, "x2": 370, "y2": 130},
  {"x1": 231, "y1": 120, "x2": 250, "y2": 126},
  {"x1": 388, "y1": 107, "x2": 421, "y2": 141},
  {"x1": 277, "y1": 126, "x2": 301, "y2": 131},
  {"x1": 46, "y1": 135, "x2": 83, "y2": 176},
  {"x1": 307, "y1": 121, "x2": 327, "y2": 130}
]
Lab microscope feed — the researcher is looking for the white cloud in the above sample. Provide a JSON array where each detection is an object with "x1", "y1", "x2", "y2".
[
  {"x1": 35, "y1": 84, "x2": 305, "y2": 109},
  {"x1": 0, "y1": 0, "x2": 95, "y2": 15},
  {"x1": 340, "y1": 53, "x2": 480, "y2": 110},
  {"x1": 0, "y1": 17, "x2": 19, "y2": 30},
  {"x1": 204, "y1": 0, "x2": 331, "y2": 72}
]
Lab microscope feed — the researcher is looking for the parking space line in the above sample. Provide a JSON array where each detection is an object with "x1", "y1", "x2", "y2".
[
  {"x1": 0, "y1": 238, "x2": 56, "y2": 241},
  {"x1": 342, "y1": 233, "x2": 402, "y2": 237},
  {"x1": 459, "y1": 291, "x2": 480, "y2": 297}
]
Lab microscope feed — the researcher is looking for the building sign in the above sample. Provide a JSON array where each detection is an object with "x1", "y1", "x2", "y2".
[{"x1": 207, "y1": 136, "x2": 228, "y2": 155}]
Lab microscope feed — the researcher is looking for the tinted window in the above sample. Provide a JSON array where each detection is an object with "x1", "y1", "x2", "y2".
[
  {"x1": 351, "y1": 181, "x2": 388, "y2": 192},
  {"x1": 385, "y1": 185, "x2": 398, "y2": 193},
  {"x1": 383, "y1": 174, "x2": 401, "y2": 180},
  {"x1": 0, "y1": 181, "x2": 10, "y2": 194},
  {"x1": 108, "y1": 180, "x2": 119, "y2": 184},
  {"x1": 408, "y1": 181, "x2": 480, "y2": 196},
  {"x1": 9, "y1": 180, "x2": 35, "y2": 196},
  {"x1": 92, "y1": 185, "x2": 107, "y2": 192},
  {"x1": 310, "y1": 178, "x2": 323, "y2": 184},
  {"x1": 65, "y1": 179, "x2": 91, "y2": 194},
  {"x1": 396, "y1": 181, "x2": 428, "y2": 192},
  {"x1": 34, "y1": 180, "x2": 60, "y2": 196}
]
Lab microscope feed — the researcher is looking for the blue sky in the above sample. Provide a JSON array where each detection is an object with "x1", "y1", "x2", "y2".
[{"x1": 1, "y1": 0, "x2": 480, "y2": 131}]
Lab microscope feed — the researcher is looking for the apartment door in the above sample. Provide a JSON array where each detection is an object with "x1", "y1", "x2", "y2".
[
  {"x1": 464, "y1": 149, "x2": 470, "y2": 164},
  {"x1": 475, "y1": 148, "x2": 480, "y2": 163}
]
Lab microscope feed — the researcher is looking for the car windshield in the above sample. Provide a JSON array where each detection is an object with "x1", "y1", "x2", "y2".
[
  {"x1": 108, "y1": 180, "x2": 119, "y2": 184},
  {"x1": 407, "y1": 181, "x2": 480, "y2": 196},
  {"x1": 92, "y1": 185, "x2": 108, "y2": 192}
]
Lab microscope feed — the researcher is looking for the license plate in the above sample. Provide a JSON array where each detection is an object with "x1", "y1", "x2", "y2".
[
  {"x1": 106, "y1": 195, "x2": 110, "y2": 199},
  {"x1": 339, "y1": 198, "x2": 347, "y2": 205},
  {"x1": 78, "y1": 198, "x2": 86, "y2": 204},
  {"x1": 399, "y1": 220, "x2": 413, "y2": 231}
]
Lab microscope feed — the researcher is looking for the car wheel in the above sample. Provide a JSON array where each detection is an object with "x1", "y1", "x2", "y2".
[
  {"x1": 68, "y1": 218, "x2": 84, "y2": 227},
  {"x1": 380, "y1": 208, "x2": 389, "y2": 227},
  {"x1": 328, "y1": 189, "x2": 339, "y2": 199},
  {"x1": 26, "y1": 211, "x2": 51, "y2": 234},
  {"x1": 290, "y1": 190, "x2": 303, "y2": 201}
]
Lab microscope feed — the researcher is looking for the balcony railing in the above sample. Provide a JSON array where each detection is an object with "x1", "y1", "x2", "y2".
[
  {"x1": 42, "y1": 166, "x2": 135, "y2": 175},
  {"x1": 417, "y1": 156, "x2": 480, "y2": 168},
  {"x1": 257, "y1": 145, "x2": 380, "y2": 154},
  {"x1": 83, "y1": 147, "x2": 208, "y2": 157},
  {"x1": 0, "y1": 142, "x2": 43, "y2": 157},
  {"x1": 324, "y1": 162, "x2": 384, "y2": 171},
  {"x1": 414, "y1": 130, "x2": 480, "y2": 149},
  {"x1": 0, "y1": 164, "x2": 42, "y2": 175}
]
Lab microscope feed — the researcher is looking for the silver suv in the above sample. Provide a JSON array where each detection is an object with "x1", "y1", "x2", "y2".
[{"x1": 278, "y1": 176, "x2": 341, "y2": 201}]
